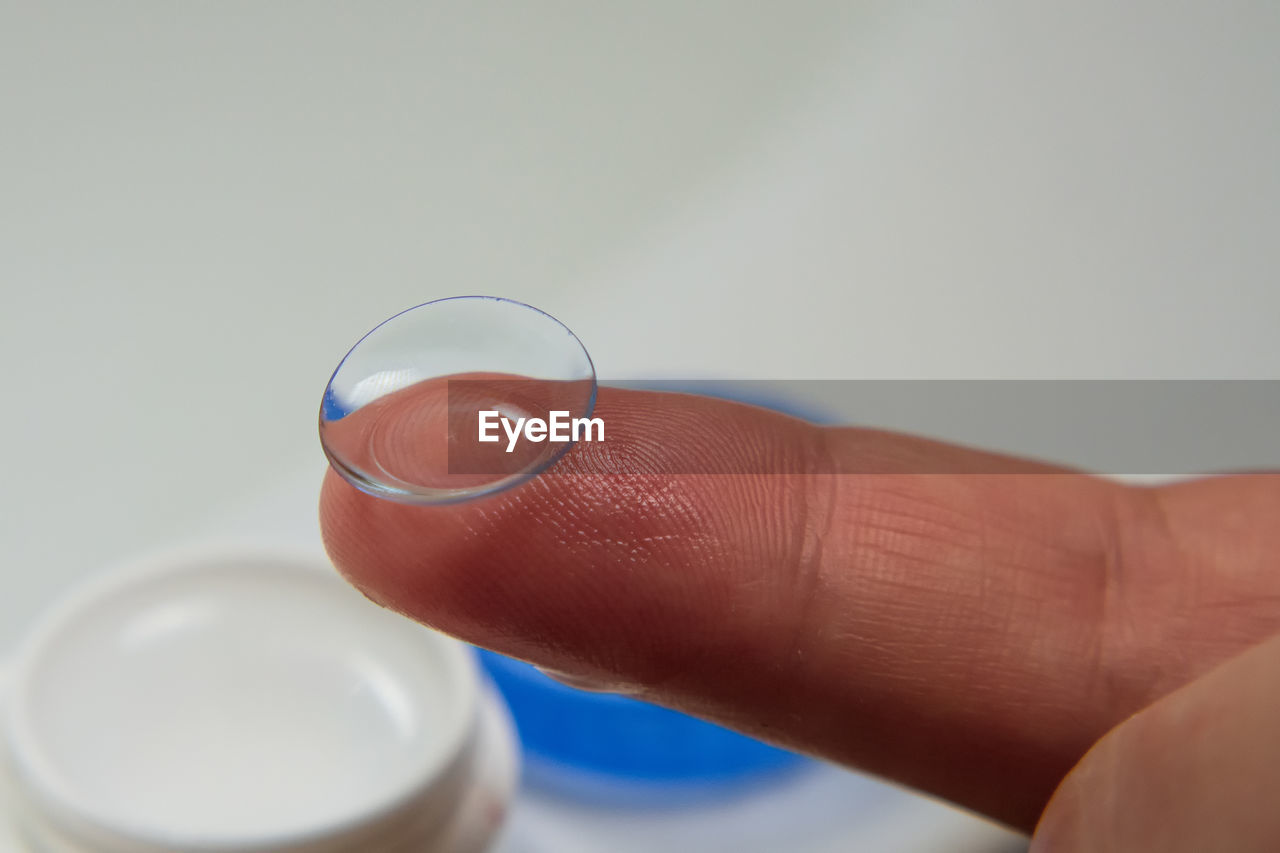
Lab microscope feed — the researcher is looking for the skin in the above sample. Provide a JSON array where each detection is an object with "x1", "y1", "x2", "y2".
[{"x1": 319, "y1": 388, "x2": 1280, "y2": 849}]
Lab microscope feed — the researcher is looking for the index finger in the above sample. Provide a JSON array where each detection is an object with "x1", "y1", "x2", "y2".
[{"x1": 320, "y1": 387, "x2": 1280, "y2": 830}]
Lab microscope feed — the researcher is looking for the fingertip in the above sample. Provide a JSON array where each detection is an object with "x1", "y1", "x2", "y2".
[{"x1": 316, "y1": 389, "x2": 819, "y2": 676}]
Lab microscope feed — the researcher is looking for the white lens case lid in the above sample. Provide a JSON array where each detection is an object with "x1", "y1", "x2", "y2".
[{"x1": 1, "y1": 546, "x2": 501, "y2": 853}]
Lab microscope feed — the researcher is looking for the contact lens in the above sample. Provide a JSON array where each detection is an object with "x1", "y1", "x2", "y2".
[{"x1": 320, "y1": 296, "x2": 597, "y2": 505}]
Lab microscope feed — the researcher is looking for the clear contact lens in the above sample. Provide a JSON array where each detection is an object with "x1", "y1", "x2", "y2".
[{"x1": 320, "y1": 296, "x2": 597, "y2": 505}]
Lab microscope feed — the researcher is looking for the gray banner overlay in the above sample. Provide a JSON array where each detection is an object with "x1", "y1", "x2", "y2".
[
  {"x1": 598, "y1": 380, "x2": 1280, "y2": 476},
  {"x1": 444, "y1": 380, "x2": 1279, "y2": 476}
]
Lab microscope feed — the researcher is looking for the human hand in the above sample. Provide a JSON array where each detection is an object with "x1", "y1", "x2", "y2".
[{"x1": 320, "y1": 388, "x2": 1280, "y2": 850}]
